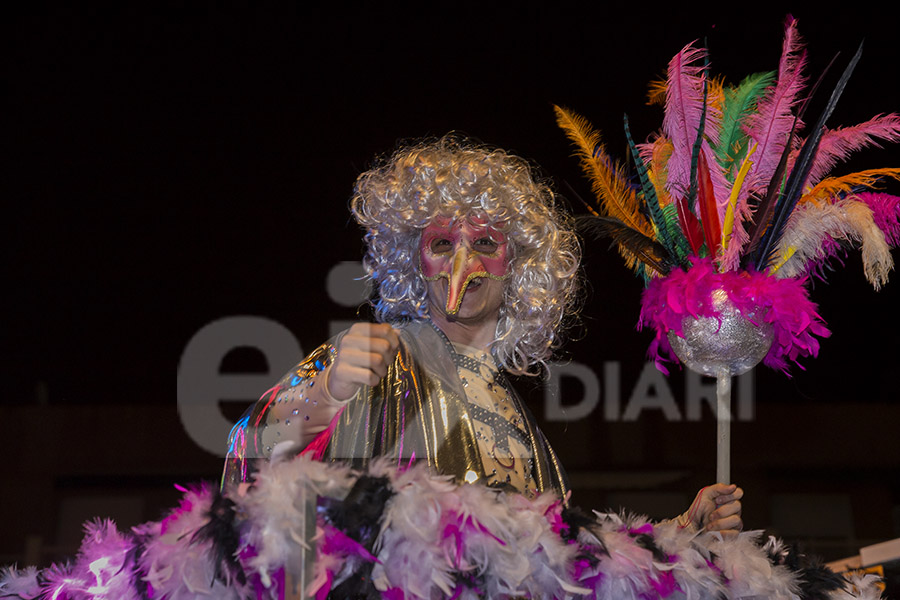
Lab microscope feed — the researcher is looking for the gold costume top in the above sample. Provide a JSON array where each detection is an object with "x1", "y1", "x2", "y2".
[{"x1": 222, "y1": 320, "x2": 569, "y2": 499}]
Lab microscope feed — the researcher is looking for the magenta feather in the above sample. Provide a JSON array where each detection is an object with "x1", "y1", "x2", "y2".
[
  {"x1": 662, "y1": 42, "x2": 713, "y2": 200},
  {"x1": 804, "y1": 113, "x2": 900, "y2": 186},
  {"x1": 857, "y1": 191, "x2": 900, "y2": 245},
  {"x1": 661, "y1": 43, "x2": 731, "y2": 219},
  {"x1": 742, "y1": 17, "x2": 808, "y2": 198},
  {"x1": 719, "y1": 187, "x2": 755, "y2": 271},
  {"x1": 638, "y1": 257, "x2": 831, "y2": 375},
  {"x1": 0, "y1": 565, "x2": 42, "y2": 599},
  {"x1": 40, "y1": 519, "x2": 144, "y2": 600}
]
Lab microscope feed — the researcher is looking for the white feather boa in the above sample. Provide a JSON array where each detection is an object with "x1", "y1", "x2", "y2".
[{"x1": 0, "y1": 455, "x2": 886, "y2": 600}]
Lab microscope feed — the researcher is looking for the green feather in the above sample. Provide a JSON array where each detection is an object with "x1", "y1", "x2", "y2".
[
  {"x1": 716, "y1": 71, "x2": 776, "y2": 179},
  {"x1": 623, "y1": 114, "x2": 677, "y2": 262},
  {"x1": 662, "y1": 203, "x2": 690, "y2": 263},
  {"x1": 687, "y1": 51, "x2": 710, "y2": 218}
]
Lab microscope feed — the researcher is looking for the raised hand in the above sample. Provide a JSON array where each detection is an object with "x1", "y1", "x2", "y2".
[{"x1": 324, "y1": 323, "x2": 400, "y2": 402}]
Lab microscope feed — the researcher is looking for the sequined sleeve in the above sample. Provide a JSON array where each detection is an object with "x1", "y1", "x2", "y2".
[{"x1": 221, "y1": 341, "x2": 341, "y2": 488}]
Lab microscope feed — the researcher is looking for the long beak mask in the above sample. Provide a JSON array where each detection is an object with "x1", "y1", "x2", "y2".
[{"x1": 420, "y1": 218, "x2": 510, "y2": 315}]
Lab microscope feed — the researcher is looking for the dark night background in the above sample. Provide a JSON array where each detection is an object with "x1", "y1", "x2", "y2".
[{"x1": 4, "y1": 4, "x2": 899, "y2": 568}]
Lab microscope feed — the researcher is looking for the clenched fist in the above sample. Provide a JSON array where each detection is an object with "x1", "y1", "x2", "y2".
[{"x1": 325, "y1": 323, "x2": 400, "y2": 402}]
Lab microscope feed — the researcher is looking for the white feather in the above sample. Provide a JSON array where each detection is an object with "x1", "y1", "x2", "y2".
[{"x1": 775, "y1": 198, "x2": 893, "y2": 289}]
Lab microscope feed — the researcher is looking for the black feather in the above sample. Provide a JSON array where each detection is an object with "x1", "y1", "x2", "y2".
[
  {"x1": 451, "y1": 569, "x2": 488, "y2": 598},
  {"x1": 798, "y1": 562, "x2": 848, "y2": 600},
  {"x1": 744, "y1": 51, "x2": 841, "y2": 265},
  {"x1": 325, "y1": 475, "x2": 395, "y2": 600},
  {"x1": 560, "y1": 505, "x2": 599, "y2": 545},
  {"x1": 632, "y1": 533, "x2": 669, "y2": 564},
  {"x1": 576, "y1": 215, "x2": 675, "y2": 275},
  {"x1": 327, "y1": 572, "x2": 384, "y2": 600},
  {"x1": 686, "y1": 48, "x2": 711, "y2": 217},
  {"x1": 325, "y1": 475, "x2": 393, "y2": 549},
  {"x1": 125, "y1": 533, "x2": 153, "y2": 600},
  {"x1": 191, "y1": 489, "x2": 247, "y2": 586},
  {"x1": 624, "y1": 114, "x2": 680, "y2": 262},
  {"x1": 753, "y1": 42, "x2": 864, "y2": 270}
]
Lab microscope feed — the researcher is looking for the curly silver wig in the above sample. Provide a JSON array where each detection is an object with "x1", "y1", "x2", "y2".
[{"x1": 351, "y1": 134, "x2": 581, "y2": 375}]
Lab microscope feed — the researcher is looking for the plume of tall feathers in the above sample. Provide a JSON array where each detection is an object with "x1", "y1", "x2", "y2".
[{"x1": 556, "y1": 18, "x2": 900, "y2": 290}]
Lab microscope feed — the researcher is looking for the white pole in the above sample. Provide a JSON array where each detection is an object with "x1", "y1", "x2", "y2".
[{"x1": 716, "y1": 370, "x2": 732, "y2": 485}]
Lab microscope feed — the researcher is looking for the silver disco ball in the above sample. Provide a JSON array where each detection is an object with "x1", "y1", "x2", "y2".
[{"x1": 667, "y1": 289, "x2": 774, "y2": 377}]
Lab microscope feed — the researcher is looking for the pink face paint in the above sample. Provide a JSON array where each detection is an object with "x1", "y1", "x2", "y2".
[{"x1": 419, "y1": 217, "x2": 510, "y2": 314}]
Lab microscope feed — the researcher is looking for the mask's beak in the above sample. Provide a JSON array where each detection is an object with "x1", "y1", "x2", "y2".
[{"x1": 445, "y1": 245, "x2": 483, "y2": 315}]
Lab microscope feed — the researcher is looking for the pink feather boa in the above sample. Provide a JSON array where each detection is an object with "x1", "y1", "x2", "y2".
[
  {"x1": 639, "y1": 258, "x2": 831, "y2": 374},
  {"x1": 2, "y1": 455, "x2": 886, "y2": 600}
]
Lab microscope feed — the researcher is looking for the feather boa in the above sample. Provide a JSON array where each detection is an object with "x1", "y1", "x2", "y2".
[{"x1": 2, "y1": 455, "x2": 886, "y2": 600}]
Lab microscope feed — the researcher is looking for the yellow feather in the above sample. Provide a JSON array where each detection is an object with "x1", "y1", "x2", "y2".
[
  {"x1": 768, "y1": 246, "x2": 797, "y2": 274},
  {"x1": 554, "y1": 105, "x2": 659, "y2": 275},
  {"x1": 646, "y1": 78, "x2": 667, "y2": 106},
  {"x1": 554, "y1": 105, "x2": 654, "y2": 236},
  {"x1": 708, "y1": 74, "x2": 727, "y2": 114},
  {"x1": 720, "y1": 144, "x2": 757, "y2": 252},
  {"x1": 647, "y1": 137, "x2": 674, "y2": 206}
]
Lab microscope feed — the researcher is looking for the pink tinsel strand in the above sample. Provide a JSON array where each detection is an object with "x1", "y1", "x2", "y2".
[
  {"x1": 638, "y1": 258, "x2": 830, "y2": 375},
  {"x1": 300, "y1": 405, "x2": 345, "y2": 461}
]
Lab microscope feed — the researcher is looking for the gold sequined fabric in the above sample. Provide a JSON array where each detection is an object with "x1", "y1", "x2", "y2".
[
  {"x1": 224, "y1": 320, "x2": 569, "y2": 500},
  {"x1": 451, "y1": 341, "x2": 536, "y2": 497}
]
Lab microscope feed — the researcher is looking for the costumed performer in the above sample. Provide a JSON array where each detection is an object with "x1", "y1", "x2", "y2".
[{"x1": 222, "y1": 133, "x2": 742, "y2": 534}]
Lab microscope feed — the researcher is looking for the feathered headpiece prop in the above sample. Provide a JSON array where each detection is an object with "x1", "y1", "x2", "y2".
[{"x1": 557, "y1": 16, "x2": 900, "y2": 373}]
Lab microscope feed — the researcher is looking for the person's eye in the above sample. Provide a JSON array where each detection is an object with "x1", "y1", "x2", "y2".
[
  {"x1": 430, "y1": 238, "x2": 452, "y2": 253},
  {"x1": 474, "y1": 237, "x2": 498, "y2": 252}
]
